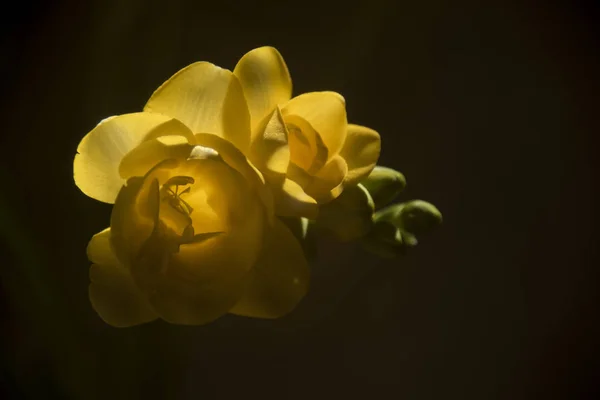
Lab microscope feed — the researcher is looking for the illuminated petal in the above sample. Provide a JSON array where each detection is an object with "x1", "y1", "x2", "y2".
[
  {"x1": 87, "y1": 227, "x2": 119, "y2": 266},
  {"x1": 195, "y1": 133, "x2": 274, "y2": 220},
  {"x1": 141, "y1": 117, "x2": 195, "y2": 142},
  {"x1": 339, "y1": 124, "x2": 381, "y2": 185},
  {"x1": 119, "y1": 135, "x2": 195, "y2": 179},
  {"x1": 274, "y1": 178, "x2": 318, "y2": 220},
  {"x1": 230, "y1": 218, "x2": 309, "y2": 319},
  {"x1": 74, "y1": 113, "x2": 187, "y2": 203},
  {"x1": 145, "y1": 62, "x2": 251, "y2": 153},
  {"x1": 304, "y1": 155, "x2": 348, "y2": 203},
  {"x1": 87, "y1": 228, "x2": 158, "y2": 327},
  {"x1": 282, "y1": 92, "x2": 347, "y2": 158},
  {"x1": 233, "y1": 46, "x2": 292, "y2": 132}
]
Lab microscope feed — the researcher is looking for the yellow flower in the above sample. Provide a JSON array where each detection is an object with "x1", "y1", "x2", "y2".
[
  {"x1": 74, "y1": 65, "x2": 311, "y2": 327},
  {"x1": 232, "y1": 47, "x2": 382, "y2": 218}
]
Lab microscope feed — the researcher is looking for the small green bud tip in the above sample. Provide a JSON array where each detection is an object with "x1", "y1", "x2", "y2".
[
  {"x1": 361, "y1": 166, "x2": 407, "y2": 209},
  {"x1": 374, "y1": 200, "x2": 442, "y2": 234},
  {"x1": 399, "y1": 200, "x2": 442, "y2": 235}
]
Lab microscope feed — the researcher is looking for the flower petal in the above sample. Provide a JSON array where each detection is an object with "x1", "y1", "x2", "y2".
[
  {"x1": 249, "y1": 107, "x2": 290, "y2": 182},
  {"x1": 119, "y1": 135, "x2": 195, "y2": 179},
  {"x1": 229, "y1": 218, "x2": 309, "y2": 319},
  {"x1": 144, "y1": 62, "x2": 251, "y2": 153},
  {"x1": 87, "y1": 228, "x2": 158, "y2": 327},
  {"x1": 282, "y1": 91, "x2": 347, "y2": 158},
  {"x1": 286, "y1": 162, "x2": 313, "y2": 188},
  {"x1": 142, "y1": 117, "x2": 196, "y2": 143},
  {"x1": 304, "y1": 155, "x2": 348, "y2": 203},
  {"x1": 339, "y1": 124, "x2": 381, "y2": 185},
  {"x1": 87, "y1": 227, "x2": 119, "y2": 266},
  {"x1": 74, "y1": 113, "x2": 186, "y2": 203},
  {"x1": 234, "y1": 46, "x2": 292, "y2": 133},
  {"x1": 142, "y1": 266, "x2": 248, "y2": 326},
  {"x1": 110, "y1": 161, "x2": 170, "y2": 267},
  {"x1": 283, "y1": 114, "x2": 328, "y2": 174}
]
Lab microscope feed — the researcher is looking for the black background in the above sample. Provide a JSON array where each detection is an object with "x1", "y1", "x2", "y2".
[{"x1": 1, "y1": 0, "x2": 598, "y2": 399}]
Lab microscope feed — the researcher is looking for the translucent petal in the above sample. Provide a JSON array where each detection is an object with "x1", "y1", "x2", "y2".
[
  {"x1": 87, "y1": 227, "x2": 119, "y2": 266},
  {"x1": 230, "y1": 218, "x2": 309, "y2": 319},
  {"x1": 119, "y1": 135, "x2": 195, "y2": 179},
  {"x1": 145, "y1": 62, "x2": 251, "y2": 153},
  {"x1": 74, "y1": 113, "x2": 187, "y2": 203},
  {"x1": 339, "y1": 124, "x2": 381, "y2": 185},
  {"x1": 87, "y1": 228, "x2": 158, "y2": 327},
  {"x1": 233, "y1": 46, "x2": 292, "y2": 132}
]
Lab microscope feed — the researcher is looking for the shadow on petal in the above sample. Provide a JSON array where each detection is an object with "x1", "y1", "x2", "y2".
[
  {"x1": 88, "y1": 228, "x2": 158, "y2": 327},
  {"x1": 230, "y1": 218, "x2": 310, "y2": 319}
]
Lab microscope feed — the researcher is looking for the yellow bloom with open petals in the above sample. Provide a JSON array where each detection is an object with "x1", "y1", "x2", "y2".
[
  {"x1": 75, "y1": 59, "x2": 311, "y2": 326},
  {"x1": 233, "y1": 47, "x2": 382, "y2": 218}
]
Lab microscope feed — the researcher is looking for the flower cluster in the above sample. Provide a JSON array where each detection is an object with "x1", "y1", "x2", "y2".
[{"x1": 75, "y1": 47, "x2": 439, "y2": 327}]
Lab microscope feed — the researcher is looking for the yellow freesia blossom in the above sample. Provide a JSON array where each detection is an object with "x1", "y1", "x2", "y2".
[{"x1": 74, "y1": 70, "x2": 309, "y2": 328}]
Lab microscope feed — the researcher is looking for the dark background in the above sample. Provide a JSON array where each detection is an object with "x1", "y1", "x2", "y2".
[{"x1": 1, "y1": 0, "x2": 598, "y2": 399}]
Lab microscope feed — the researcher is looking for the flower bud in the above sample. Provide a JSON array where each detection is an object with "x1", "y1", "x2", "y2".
[
  {"x1": 395, "y1": 200, "x2": 443, "y2": 235},
  {"x1": 362, "y1": 200, "x2": 442, "y2": 258},
  {"x1": 375, "y1": 200, "x2": 442, "y2": 231},
  {"x1": 360, "y1": 166, "x2": 406, "y2": 209}
]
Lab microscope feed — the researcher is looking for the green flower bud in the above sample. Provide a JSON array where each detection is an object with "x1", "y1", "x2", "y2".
[
  {"x1": 360, "y1": 166, "x2": 406, "y2": 210},
  {"x1": 362, "y1": 200, "x2": 442, "y2": 258},
  {"x1": 315, "y1": 184, "x2": 375, "y2": 242},
  {"x1": 396, "y1": 200, "x2": 443, "y2": 235}
]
